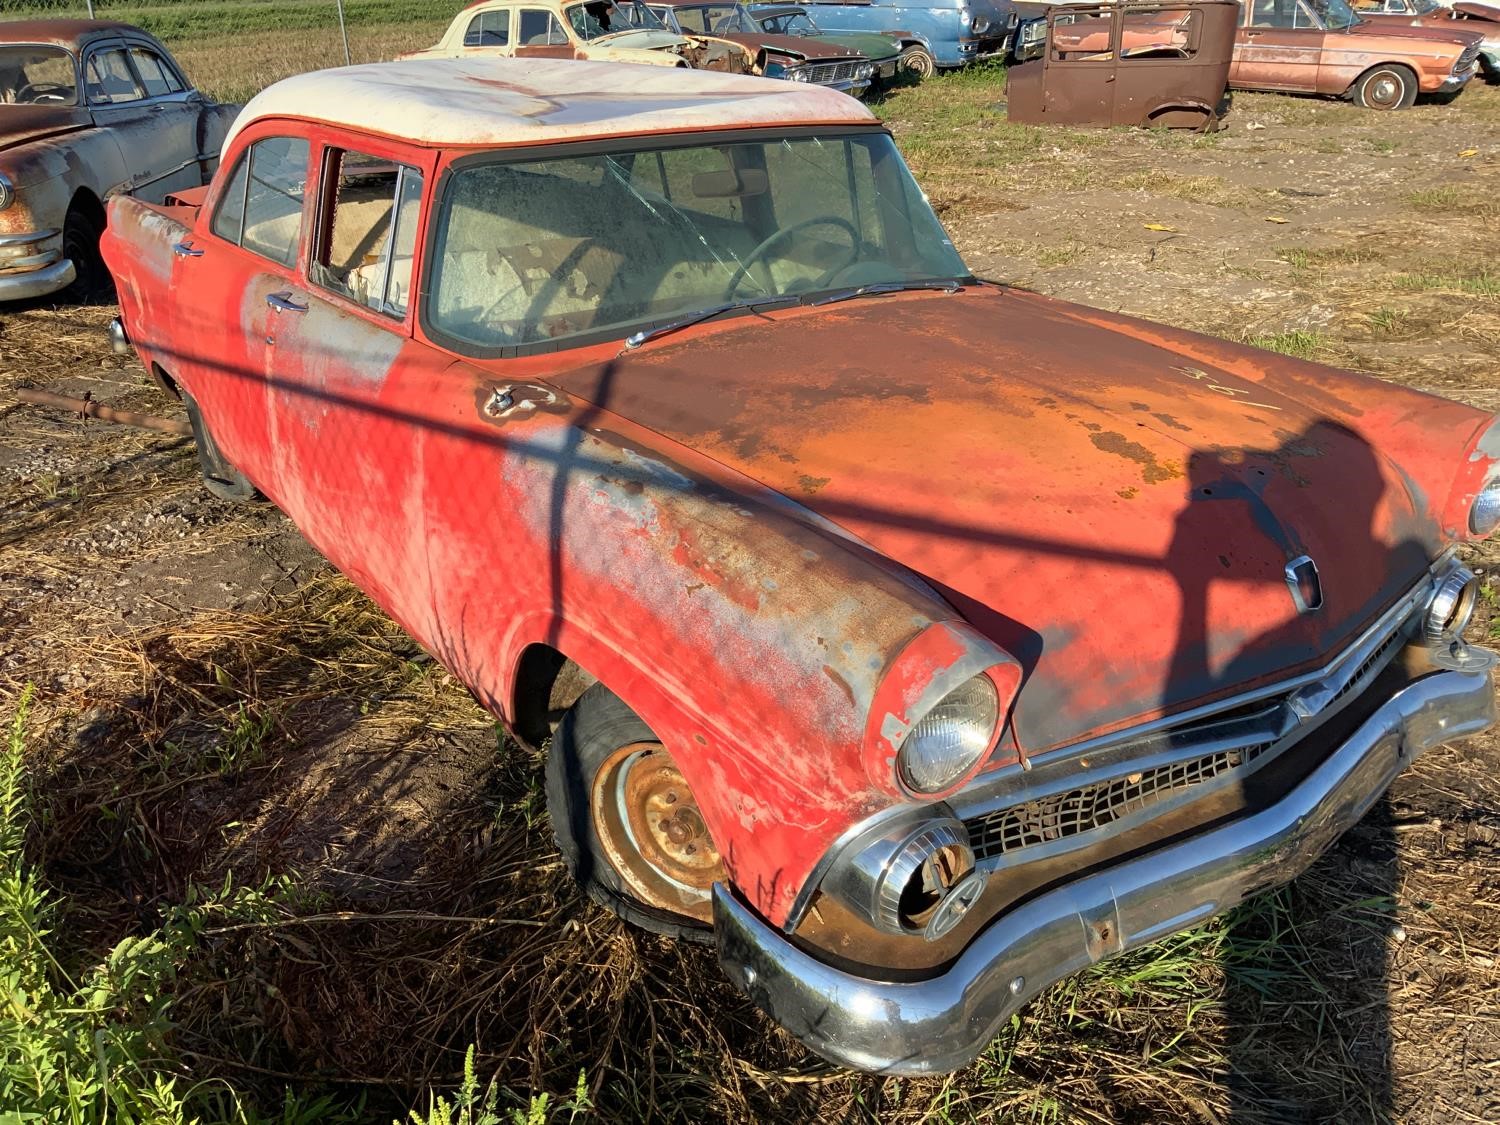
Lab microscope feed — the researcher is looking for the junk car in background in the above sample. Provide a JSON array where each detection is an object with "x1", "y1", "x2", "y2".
[
  {"x1": 790, "y1": 0, "x2": 1018, "y2": 67},
  {"x1": 400, "y1": 0, "x2": 758, "y2": 70},
  {"x1": 1350, "y1": 0, "x2": 1500, "y2": 77},
  {"x1": 1007, "y1": 0, "x2": 1236, "y2": 128},
  {"x1": 748, "y1": 5, "x2": 936, "y2": 81},
  {"x1": 1230, "y1": 0, "x2": 1481, "y2": 108},
  {"x1": 0, "y1": 19, "x2": 236, "y2": 302},
  {"x1": 647, "y1": 1, "x2": 876, "y2": 92}
]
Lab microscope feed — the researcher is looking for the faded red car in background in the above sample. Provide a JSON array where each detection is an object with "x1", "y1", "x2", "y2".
[
  {"x1": 0, "y1": 19, "x2": 235, "y2": 301},
  {"x1": 1351, "y1": 0, "x2": 1500, "y2": 77},
  {"x1": 101, "y1": 58, "x2": 1500, "y2": 1073},
  {"x1": 1231, "y1": 0, "x2": 1482, "y2": 107}
]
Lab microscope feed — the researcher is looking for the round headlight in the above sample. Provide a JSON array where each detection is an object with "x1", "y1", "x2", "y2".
[
  {"x1": 972, "y1": 16, "x2": 991, "y2": 33},
  {"x1": 788, "y1": 67, "x2": 810, "y2": 82},
  {"x1": 1472, "y1": 476, "x2": 1500, "y2": 537},
  {"x1": 1425, "y1": 566, "x2": 1478, "y2": 646},
  {"x1": 0, "y1": 172, "x2": 14, "y2": 212},
  {"x1": 897, "y1": 674, "x2": 999, "y2": 794},
  {"x1": 859, "y1": 63, "x2": 874, "y2": 78}
]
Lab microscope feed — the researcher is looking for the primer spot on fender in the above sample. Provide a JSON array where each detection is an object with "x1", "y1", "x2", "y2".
[{"x1": 880, "y1": 711, "x2": 910, "y2": 752}]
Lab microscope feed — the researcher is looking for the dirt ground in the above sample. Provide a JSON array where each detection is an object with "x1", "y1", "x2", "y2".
[{"x1": 2, "y1": 77, "x2": 1498, "y2": 1123}]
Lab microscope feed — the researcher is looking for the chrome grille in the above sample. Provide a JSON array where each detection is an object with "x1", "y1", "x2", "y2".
[
  {"x1": 805, "y1": 60, "x2": 858, "y2": 85},
  {"x1": 969, "y1": 741, "x2": 1274, "y2": 861}
]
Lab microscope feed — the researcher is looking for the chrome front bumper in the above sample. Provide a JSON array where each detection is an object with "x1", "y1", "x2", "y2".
[
  {"x1": 715, "y1": 663, "x2": 1495, "y2": 1074},
  {"x1": 1437, "y1": 65, "x2": 1477, "y2": 93},
  {"x1": 0, "y1": 228, "x2": 74, "y2": 301}
]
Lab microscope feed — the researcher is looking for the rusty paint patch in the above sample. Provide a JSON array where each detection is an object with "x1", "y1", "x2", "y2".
[{"x1": 1090, "y1": 431, "x2": 1183, "y2": 484}]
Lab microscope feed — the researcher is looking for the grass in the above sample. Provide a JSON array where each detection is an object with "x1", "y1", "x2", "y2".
[
  {"x1": 1393, "y1": 271, "x2": 1500, "y2": 299},
  {"x1": 1245, "y1": 328, "x2": 1326, "y2": 360}
]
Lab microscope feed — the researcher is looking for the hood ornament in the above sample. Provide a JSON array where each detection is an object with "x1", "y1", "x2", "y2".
[{"x1": 1285, "y1": 555, "x2": 1323, "y2": 614}]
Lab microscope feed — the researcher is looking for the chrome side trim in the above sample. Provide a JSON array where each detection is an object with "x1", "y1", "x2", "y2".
[{"x1": 716, "y1": 662, "x2": 1496, "y2": 1075}]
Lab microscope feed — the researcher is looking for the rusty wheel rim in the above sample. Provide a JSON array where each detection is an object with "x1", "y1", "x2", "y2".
[
  {"x1": 590, "y1": 742, "x2": 724, "y2": 924},
  {"x1": 1367, "y1": 71, "x2": 1404, "y2": 109}
]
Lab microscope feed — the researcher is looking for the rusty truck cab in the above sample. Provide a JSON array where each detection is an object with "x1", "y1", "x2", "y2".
[{"x1": 1006, "y1": 0, "x2": 1236, "y2": 128}]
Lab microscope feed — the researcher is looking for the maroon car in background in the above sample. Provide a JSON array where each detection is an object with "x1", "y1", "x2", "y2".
[{"x1": 650, "y1": 0, "x2": 875, "y2": 92}]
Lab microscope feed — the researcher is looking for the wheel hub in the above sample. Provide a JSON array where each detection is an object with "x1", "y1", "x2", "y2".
[{"x1": 591, "y1": 742, "x2": 724, "y2": 922}]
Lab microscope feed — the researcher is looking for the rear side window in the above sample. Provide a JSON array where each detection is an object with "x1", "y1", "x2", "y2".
[
  {"x1": 86, "y1": 47, "x2": 144, "y2": 104},
  {"x1": 1120, "y1": 8, "x2": 1200, "y2": 60},
  {"x1": 312, "y1": 148, "x2": 425, "y2": 318},
  {"x1": 128, "y1": 47, "x2": 185, "y2": 97},
  {"x1": 210, "y1": 137, "x2": 310, "y2": 268},
  {"x1": 464, "y1": 10, "x2": 512, "y2": 45},
  {"x1": 518, "y1": 10, "x2": 569, "y2": 44}
]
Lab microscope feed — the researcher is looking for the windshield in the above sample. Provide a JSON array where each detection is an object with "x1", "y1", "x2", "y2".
[
  {"x1": 0, "y1": 46, "x2": 78, "y2": 106},
  {"x1": 758, "y1": 11, "x2": 821, "y2": 33},
  {"x1": 565, "y1": 0, "x2": 668, "y2": 39},
  {"x1": 428, "y1": 133, "x2": 968, "y2": 351},
  {"x1": 669, "y1": 5, "x2": 754, "y2": 33}
]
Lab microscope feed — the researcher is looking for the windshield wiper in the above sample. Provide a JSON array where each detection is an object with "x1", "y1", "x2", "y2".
[
  {"x1": 809, "y1": 279, "x2": 965, "y2": 307},
  {"x1": 623, "y1": 295, "x2": 800, "y2": 350}
]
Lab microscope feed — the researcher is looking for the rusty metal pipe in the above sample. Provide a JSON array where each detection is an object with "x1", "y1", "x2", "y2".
[{"x1": 15, "y1": 388, "x2": 193, "y2": 437}]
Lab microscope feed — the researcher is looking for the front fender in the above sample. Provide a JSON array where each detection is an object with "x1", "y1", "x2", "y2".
[{"x1": 419, "y1": 382, "x2": 983, "y2": 925}]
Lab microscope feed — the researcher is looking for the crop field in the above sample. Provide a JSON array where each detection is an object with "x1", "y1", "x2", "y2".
[{"x1": 2, "y1": 3, "x2": 1500, "y2": 1122}]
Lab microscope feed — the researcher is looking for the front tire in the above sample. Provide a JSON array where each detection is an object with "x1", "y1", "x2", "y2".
[
  {"x1": 900, "y1": 46, "x2": 935, "y2": 81},
  {"x1": 1351, "y1": 64, "x2": 1417, "y2": 110},
  {"x1": 60, "y1": 201, "x2": 111, "y2": 303},
  {"x1": 545, "y1": 684, "x2": 725, "y2": 943}
]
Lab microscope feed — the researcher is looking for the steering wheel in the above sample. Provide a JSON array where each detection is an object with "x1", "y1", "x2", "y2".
[
  {"x1": 722, "y1": 215, "x2": 860, "y2": 300},
  {"x1": 17, "y1": 82, "x2": 71, "y2": 103}
]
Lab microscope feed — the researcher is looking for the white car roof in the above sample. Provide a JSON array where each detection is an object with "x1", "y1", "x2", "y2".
[{"x1": 225, "y1": 57, "x2": 877, "y2": 150}]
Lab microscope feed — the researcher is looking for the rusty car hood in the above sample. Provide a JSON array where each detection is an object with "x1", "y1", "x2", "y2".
[
  {"x1": 0, "y1": 105, "x2": 90, "y2": 152},
  {"x1": 715, "y1": 31, "x2": 867, "y2": 58},
  {"x1": 550, "y1": 287, "x2": 1445, "y2": 753}
]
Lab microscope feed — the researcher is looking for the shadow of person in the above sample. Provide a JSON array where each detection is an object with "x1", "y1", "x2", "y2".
[{"x1": 1161, "y1": 421, "x2": 1434, "y2": 1121}]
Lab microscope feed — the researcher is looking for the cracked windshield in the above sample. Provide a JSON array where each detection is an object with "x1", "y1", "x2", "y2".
[
  {"x1": 427, "y1": 133, "x2": 968, "y2": 349},
  {"x1": 565, "y1": 0, "x2": 666, "y2": 39}
]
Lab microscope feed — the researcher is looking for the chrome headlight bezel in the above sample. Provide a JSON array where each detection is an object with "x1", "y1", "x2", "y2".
[
  {"x1": 896, "y1": 673, "x2": 1001, "y2": 795},
  {"x1": 0, "y1": 172, "x2": 15, "y2": 212},
  {"x1": 1471, "y1": 475, "x2": 1500, "y2": 538},
  {"x1": 1424, "y1": 565, "x2": 1479, "y2": 646}
]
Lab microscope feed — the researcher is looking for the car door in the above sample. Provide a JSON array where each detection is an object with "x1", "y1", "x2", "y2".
[
  {"x1": 1042, "y1": 7, "x2": 1120, "y2": 121},
  {"x1": 81, "y1": 39, "x2": 201, "y2": 201},
  {"x1": 514, "y1": 9, "x2": 580, "y2": 56},
  {"x1": 1233, "y1": 0, "x2": 1324, "y2": 91},
  {"x1": 169, "y1": 130, "x2": 313, "y2": 489},
  {"x1": 246, "y1": 131, "x2": 443, "y2": 610}
]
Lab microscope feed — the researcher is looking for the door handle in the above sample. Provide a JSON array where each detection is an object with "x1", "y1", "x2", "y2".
[
  {"x1": 172, "y1": 240, "x2": 203, "y2": 258},
  {"x1": 266, "y1": 291, "x2": 308, "y2": 314}
]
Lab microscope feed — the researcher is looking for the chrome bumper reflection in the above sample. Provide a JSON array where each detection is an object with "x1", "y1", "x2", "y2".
[
  {"x1": 0, "y1": 256, "x2": 76, "y2": 301},
  {"x1": 715, "y1": 664, "x2": 1495, "y2": 1075}
]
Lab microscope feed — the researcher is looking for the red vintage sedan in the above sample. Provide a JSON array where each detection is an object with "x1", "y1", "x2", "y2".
[{"x1": 101, "y1": 57, "x2": 1500, "y2": 1073}]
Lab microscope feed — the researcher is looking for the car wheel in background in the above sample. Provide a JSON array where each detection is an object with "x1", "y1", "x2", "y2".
[
  {"x1": 546, "y1": 683, "x2": 723, "y2": 943},
  {"x1": 60, "y1": 201, "x2": 111, "y2": 303},
  {"x1": 900, "y1": 45, "x2": 935, "y2": 81},
  {"x1": 1351, "y1": 64, "x2": 1418, "y2": 110}
]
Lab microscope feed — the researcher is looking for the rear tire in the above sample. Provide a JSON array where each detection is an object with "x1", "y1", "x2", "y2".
[
  {"x1": 182, "y1": 391, "x2": 260, "y2": 503},
  {"x1": 1351, "y1": 64, "x2": 1417, "y2": 110},
  {"x1": 545, "y1": 684, "x2": 724, "y2": 943}
]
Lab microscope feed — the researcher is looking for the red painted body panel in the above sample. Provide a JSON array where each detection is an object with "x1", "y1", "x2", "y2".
[{"x1": 101, "y1": 114, "x2": 1498, "y2": 932}]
